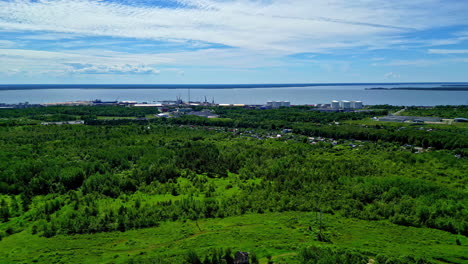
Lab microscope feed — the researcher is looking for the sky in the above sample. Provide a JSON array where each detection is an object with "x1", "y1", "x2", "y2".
[{"x1": 1, "y1": 0, "x2": 468, "y2": 84}]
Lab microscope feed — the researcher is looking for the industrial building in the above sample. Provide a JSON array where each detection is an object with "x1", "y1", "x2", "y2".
[
  {"x1": 133, "y1": 104, "x2": 162, "y2": 107},
  {"x1": 267, "y1": 101, "x2": 291, "y2": 109}
]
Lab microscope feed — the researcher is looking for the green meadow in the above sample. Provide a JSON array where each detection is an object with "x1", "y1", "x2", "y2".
[{"x1": 2, "y1": 212, "x2": 466, "y2": 264}]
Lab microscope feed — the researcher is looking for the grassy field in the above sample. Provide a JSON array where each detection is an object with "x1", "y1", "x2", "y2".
[{"x1": 1, "y1": 212, "x2": 466, "y2": 264}]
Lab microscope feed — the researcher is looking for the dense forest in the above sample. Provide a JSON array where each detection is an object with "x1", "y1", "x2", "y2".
[
  {"x1": 0, "y1": 105, "x2": 159, "y2": 121},
  {"x1": 404, "y1": 106, "x2": 468, "y2": 118},
  {"x1": 79, "y1": 106, "x2": 467, "y2": 151},
  {"x1": 0, "y1": 105, "x2": 466, "y2": 263}
]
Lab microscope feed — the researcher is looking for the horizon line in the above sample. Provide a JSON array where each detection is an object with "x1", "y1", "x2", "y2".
[{"x1": 1, "y1": 82, "x2": 468, "y2": 86}]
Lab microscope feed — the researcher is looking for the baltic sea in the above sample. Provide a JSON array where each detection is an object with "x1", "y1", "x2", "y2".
[{"x1": 0, "y1": 83, "x2": 467, "y2": 106}]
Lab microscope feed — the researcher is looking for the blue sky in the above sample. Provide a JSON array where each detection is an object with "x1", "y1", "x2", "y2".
[{"x1": 1, "y1": 0, "x2": 468, "y2": 84}]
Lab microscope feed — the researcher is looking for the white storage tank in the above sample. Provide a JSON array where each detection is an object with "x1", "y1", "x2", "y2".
[
  {"x1": 267, "y1": 101, "x2": 284, "y2": 109},
  {"x1": 340, "y1": 100, "x2": 351, "y2": 110},
  {"x1": 331, "y1": 100, "x2": 340, "y2": 109},
  {"x1": 352, "y1": 101, "x2": 363, "y2": 109}
]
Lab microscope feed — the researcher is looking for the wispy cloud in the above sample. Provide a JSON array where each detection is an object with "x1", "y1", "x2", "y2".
[
  {"x1": 65, "y1": 63, "x2": 160, "y2": 74},
  {"x1": 455, "y1": 30, "x2": 468, "y2": 36},
  {"x1": 0, "y1": 40, "x2": 17, "y2": 48},
  {"x1": 1, "y1": 0, "x2": 467, "y2": 53},
  {"x1": 384, "y1": 72, "x2": 401, "y2": 79},
  {"x1": 0, "y1": 47, "x2": 288, "y2": 76},
  {"x1": 428, "y1": 49, "x2": 468, "y2": 54},
  {"x1": 375, "y1": 58, "x2": 468, "y2": 67},
  {"x1": 1, "y1": 0, "x2": 468, "y2": 82},
  {"x1": 17, "y1": 32, "x2": 80, "y2": 40}
]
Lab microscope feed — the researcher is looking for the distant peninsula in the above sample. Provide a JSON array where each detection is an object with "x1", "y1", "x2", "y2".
[{"x1": 365, "y1": 86, "x2": 468, "y2": 91}]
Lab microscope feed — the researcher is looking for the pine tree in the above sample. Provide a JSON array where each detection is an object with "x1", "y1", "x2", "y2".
[{"x1": 0, "y1": 199, "x2": 10, "y2": 222}]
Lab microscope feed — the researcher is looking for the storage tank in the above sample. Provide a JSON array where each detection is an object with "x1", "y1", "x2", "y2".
[
  {"x1": 267, "y1": 101, "x2": 282, "y2": 108},
  {"x1": 352, "y1": 101, "x2": 363, "y2": 109},
  {"x1": 340, "y1": 100, "x2": 351, "y2": 110},
  {"x1": 331, "y1": 100, "x2": 340, "y2": 109}
]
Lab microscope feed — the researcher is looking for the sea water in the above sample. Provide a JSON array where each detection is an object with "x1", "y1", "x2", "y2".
[{"x1": 0, "y1": 83, "x2": 467, "y2": 106}]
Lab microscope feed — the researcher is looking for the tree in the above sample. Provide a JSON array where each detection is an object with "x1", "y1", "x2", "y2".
[
  {"x1": 224, "y1": 248, "x2": 234, "y2": 264},
  {"x1": 0, "y1": 200, "x2": 10, "y2": 222},
  {"x1": 185, "y1": 250, "x2": 201, "y2": 264}
]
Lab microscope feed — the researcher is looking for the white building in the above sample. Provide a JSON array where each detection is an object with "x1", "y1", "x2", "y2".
[
  {"x1": 133, "y1": 104, "x2": 162, "y2": 107},
  {"x1": 331, "y1": 100, "x2": 340, "y2": 109}
]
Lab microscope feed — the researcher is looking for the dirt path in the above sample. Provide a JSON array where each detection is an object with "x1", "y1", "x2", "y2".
[{"x1": 393, "y1": 108, "x2": 406, "y2": 116}]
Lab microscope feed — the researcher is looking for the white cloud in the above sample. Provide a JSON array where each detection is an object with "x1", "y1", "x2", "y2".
[
  {"x1": 1, "y1": 0, "x2": 468, "y2": 80},
  {"x1": 1, "y1": 0, "x2": 467, "y2": 54},
  {"x1": 65, "y1": 63, "x2": 160, "y2": 74},
  {"x1": 3, "y1": 68, "x2": 24, "y2": 76},
  {"x1": 374, "y1": 58, "x2": 468, "y2": 67},
  {"x1": 18, "y1": 33, "x2": 80, "y2": 40},
  {"x1": 0, "y1": 40, "x2": 16, "y2": 48},
  {"x1": 428, "y1": 49, "x2": 468, "y2": 54},
  {"x1": 0, "y1": 47, "x2": 287, "y2": 75},
  {"x1": 384, "y1": 59, "x2": 439, "y2": 67},
  {"x1": 0, "y1": 48, "x2": 167, "y2": 75},
  {"x1": 455, "y1": 30, "x2": 468, "y2": 36},
  {"x1": 384, "y1": 72, "x2": 401, "y2": 79}
]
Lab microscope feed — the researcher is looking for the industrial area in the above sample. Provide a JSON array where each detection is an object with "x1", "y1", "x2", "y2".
[{"x1": 2, "y1": 98, "x2": 466, "y2": 124}]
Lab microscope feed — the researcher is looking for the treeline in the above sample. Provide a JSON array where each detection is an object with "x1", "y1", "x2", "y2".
[
  {"x1": 85, "y1": 112, "x2": 467, "y2": 150},
  {"x1": 299, "y1": 246, "x2": 434, "y2": 264},
  {"x1": 293, "y1": 123, "x2": 467, "y2": 150},
  {"x1": 405, "y1": 105, "x2": 468, "y2": 118},
  {"x1": 124, "y1": 246, "x2": 434, "y2": 264},
  {"x1": 184, "y1": 248, "x2": 258, "y2": 264},
  {"x1": 366, "y1": 105, "x2": 403, "y2": 111},
  {"x1": 214, "y1": 107, "x2": 388, "y2": 124},
  {"x1": 17, "y1": 174, "x2": 466, "y2": 237},
  {"x1": 0, "y1": 105, "x2": 159, "y2": 120},
  {"x1": 3, "y1": 105, "x2": 467, "y2": 150}
]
